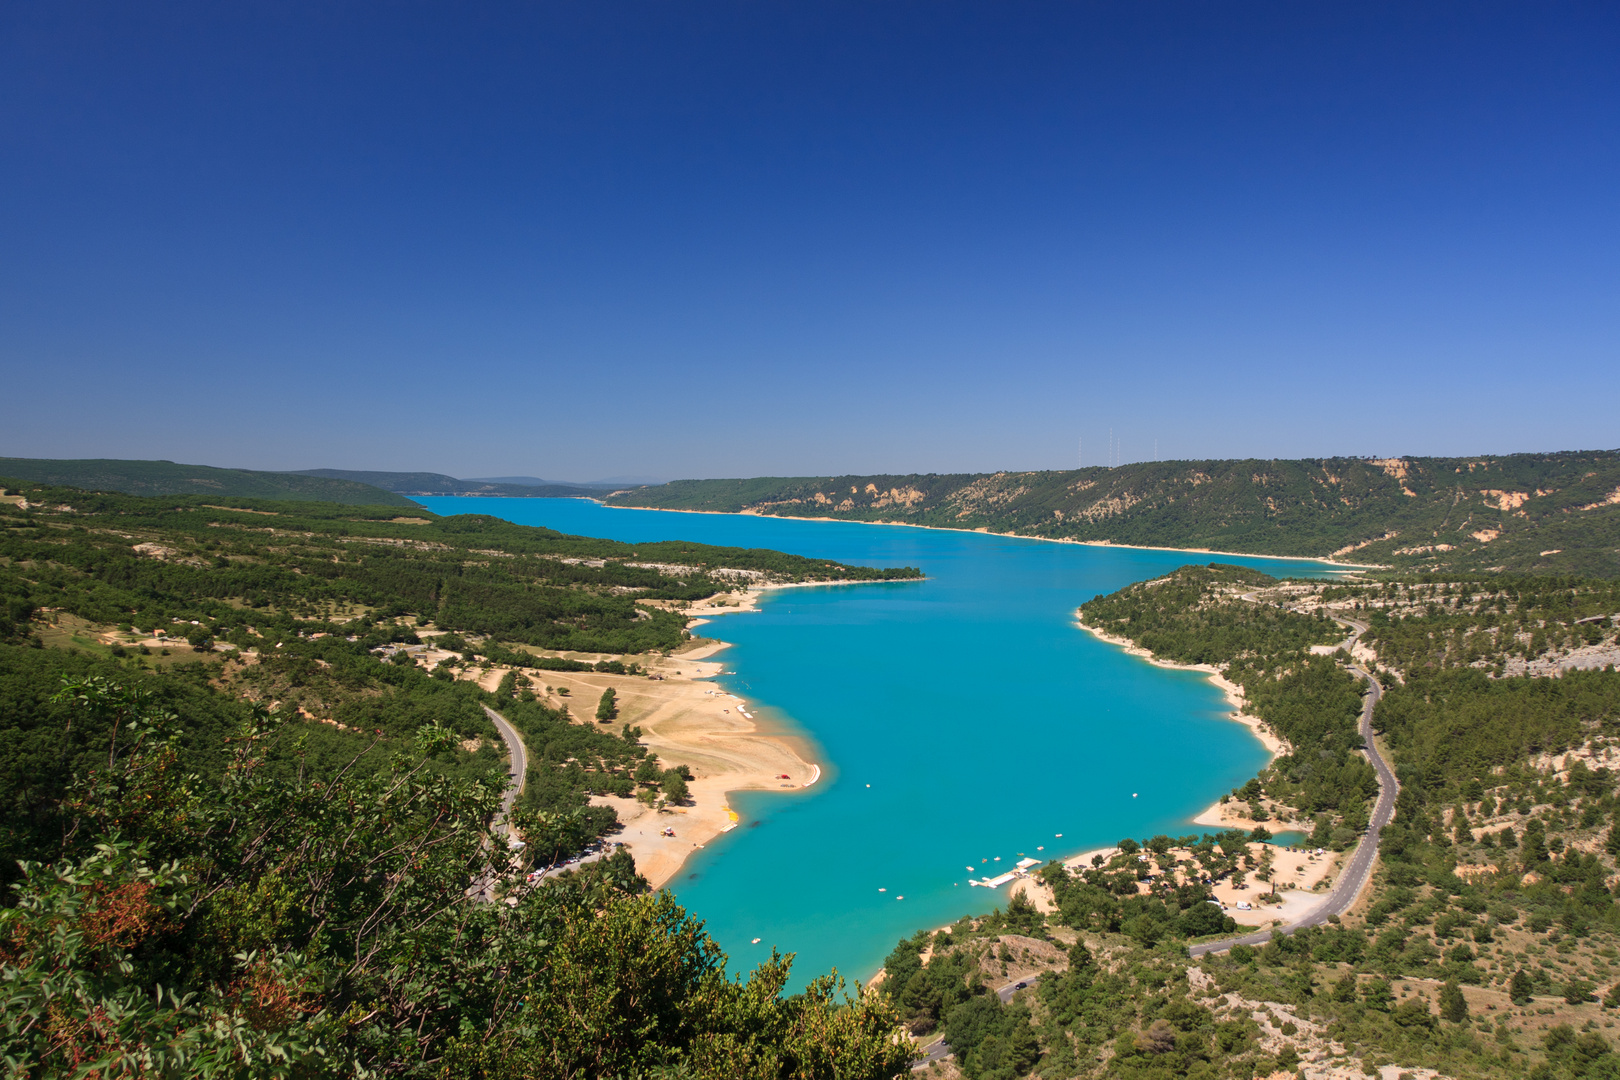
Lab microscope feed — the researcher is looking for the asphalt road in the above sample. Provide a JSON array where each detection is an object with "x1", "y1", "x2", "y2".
[
  {"x1": 912, "y1": 975, "x2": 1043, "y2": 1069},
  {"x1": 1188, "y1": 615, "x2": 1398, "y2": 957},
  {"x1": 466, "y1": 705, "x2": 531, "y2": 903},
  {"x1": 482, "y1": 703, "x2": 527, "y2": 835}
]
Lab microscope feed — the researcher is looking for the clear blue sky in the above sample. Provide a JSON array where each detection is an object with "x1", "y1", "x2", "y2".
[{"x1": 3, "y1": 3, "x2": 1616, "y2": 481}]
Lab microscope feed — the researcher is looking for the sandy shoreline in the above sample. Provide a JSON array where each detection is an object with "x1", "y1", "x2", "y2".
[
  {"x1": 474, "y1": 496, "x2": 1346, "y2": 892},
  {"x1": 597, "y1": 500, "x2": 1380, "y2": 570},
  {"x1": 470, "y1": 581, "x2": 914, "y2": 890}
]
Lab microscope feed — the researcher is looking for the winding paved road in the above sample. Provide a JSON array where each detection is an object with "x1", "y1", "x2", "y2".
[
  {"x1": 482, "y1": 704, "x2": 527, "y2": 837},
  {"x1": 1187, "y1": 615, "x2": 1398, "y2": 957}
]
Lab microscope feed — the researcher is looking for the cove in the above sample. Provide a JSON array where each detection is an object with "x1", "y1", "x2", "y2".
[{"x1": 414, "y1": 497, "x2": 1346, "y2": 986}]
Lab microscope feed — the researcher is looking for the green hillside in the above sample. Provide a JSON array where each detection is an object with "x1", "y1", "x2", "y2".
[
  {"x1": 300, "y1": 467, "x2": 598, "y2": 498},
  {"x1": 606, "y1": 450, "x2": 1620, "y2": 576},
  {"x1": 0, "y1": 478, "x2": 923, "y2": 1076},
  {"x1": 0, "y1": 456, "x2": 414, "y2": 507}
]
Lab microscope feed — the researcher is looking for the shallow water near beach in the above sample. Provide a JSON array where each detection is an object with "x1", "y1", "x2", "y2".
[{"x1": 416, "y1": 497, "x2": 1344, "y2": 987}]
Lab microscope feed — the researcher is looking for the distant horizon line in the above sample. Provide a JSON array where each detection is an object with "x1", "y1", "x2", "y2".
[{"x1": 7, "y1": 447, "x2": 1620, "y2": 490}]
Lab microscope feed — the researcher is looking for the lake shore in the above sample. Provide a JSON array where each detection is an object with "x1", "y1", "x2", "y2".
[
  {"x1": 1070, "y1": 611, "x2": 1316, "y2": 836},
  {"x1": 483, "y1": 582, "x2": 928, "y2": 889},
  {"x1": 598, "y1": 500, "x2": 1380, "y2": 571},
  {"x1": 1072, "y1": 611, "x2": 1291, "y2": 762},
  {"x1": 424, "y1": 493, "x2": 1352, "y2": 985}
]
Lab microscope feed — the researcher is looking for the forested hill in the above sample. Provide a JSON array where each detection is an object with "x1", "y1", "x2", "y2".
[
  {"x1": 0, "y1": 456, "x2": 416, "y2": 507},
  {"x1": 0, "y1": 480, "x2": 920, "y2": 657},
  {"x1": 0, "y1": 482, "x2": 920, "y2": 1076},
  {"x1": 605, "y1": 449, "x2": 1620, "y2": 577},
  {"x1": 300, "y1": 467, "x2": 601, "y2": 498}
]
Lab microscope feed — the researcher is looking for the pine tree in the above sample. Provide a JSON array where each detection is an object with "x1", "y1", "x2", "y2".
[
  {"x1": 1522, "y1": 820, "x2": 1549, "y2": 867},
  {"x1": 1439, "y1": 979, "x2": 1467, "y2": 1022},
  {"x1": 1510, "y1": 968, "x2": 1535, "y2": 1005}
]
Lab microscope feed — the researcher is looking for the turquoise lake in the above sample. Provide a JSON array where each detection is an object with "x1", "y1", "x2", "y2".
[{"x1": 415, "y1": 497, "x2": 1345, "y2": 987}]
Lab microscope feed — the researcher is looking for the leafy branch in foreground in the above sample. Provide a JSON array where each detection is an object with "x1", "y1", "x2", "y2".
[{"x1": 0, "y1": 678, "x2": 915, "y2": 1079}]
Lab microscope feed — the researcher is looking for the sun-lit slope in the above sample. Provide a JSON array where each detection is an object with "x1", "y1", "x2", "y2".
[{"x1": 607, "y1": 450, "x2": 1620, "y2": 575}]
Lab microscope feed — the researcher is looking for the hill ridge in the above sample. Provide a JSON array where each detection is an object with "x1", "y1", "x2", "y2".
[
  {"x1": 0, "y1": 456, "x2": 414, "y2": 507},
  {"x1": 604, "y1": 449, "x2": 1620, "y2": 577}
]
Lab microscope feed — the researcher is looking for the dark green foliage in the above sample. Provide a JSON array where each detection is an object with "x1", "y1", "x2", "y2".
[
  {"x1": 597, "y1": 687, "x2": 618, "y2": 721},
  {"x1": 1541, "y1": 1025, "x2": 1618, "y2": 1078},
  {"x1": 1360, "y1": 575, "x2": 1620, "y2": 672},
  {"x1": 0, "y1": 578, "x2": 34, "y2": 644},
  {"x1": 944, "y1": 996, "x2": 1040, "y2": 1080},
  {"x1": 1045, "y1": 854, "x2": 1237, "y2": 944},
  {"x1": 1362, "y1": 978, "x2": 1394, "y2": 1010},
  {"x1": 505, "y1": 695, "x2": 646, "y2": 835},
  {"x1": 882, "y1": 930, "x2": 986, "y2": 1034},
  {"x1": 1238, "y1": 654, "x2": 1375, "y2": 816},
  {"x1": 1566, "y1": 979, "x2": 1597, "y2": 1005},
  {"x1": 1376, "y1": 668, "x2": 1620, "y2": 804},
  {"x1": 0, "y1": 646, "x2": 244, "y2": 889},
  {"x1": 1439, "y1": 978, "x2": 1467, "y2": 1021},
  {"x1": 1079, "y1": 563, "x2": 1343, "y2": 666}
]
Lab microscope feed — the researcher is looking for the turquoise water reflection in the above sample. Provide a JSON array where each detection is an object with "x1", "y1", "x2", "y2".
[{"x1": 415, "y1": 498, "x2": 1343, "y2": 986}]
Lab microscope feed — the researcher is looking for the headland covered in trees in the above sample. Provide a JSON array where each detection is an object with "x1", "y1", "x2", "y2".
[{"x1": 602, "y1": 449, "x2": 1620, "y2": 578}]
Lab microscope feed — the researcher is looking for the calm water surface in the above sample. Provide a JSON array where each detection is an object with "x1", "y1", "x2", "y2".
[{"x1": 415, "y1": 497, "x2": 1344, "y2": 986}]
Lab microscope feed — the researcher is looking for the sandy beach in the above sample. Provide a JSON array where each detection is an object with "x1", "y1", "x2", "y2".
[
  {"x1": 458, "y1": 584, "x2": 883, "y2": 889},
  {"x1": 1019, "y1": 839, "x2": 1343, "y2": 929}
]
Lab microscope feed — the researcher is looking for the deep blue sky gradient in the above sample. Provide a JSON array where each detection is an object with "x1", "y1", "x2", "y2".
[{"x1": 3, "y1": 3, "x2": 1616, "y2": 479}]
